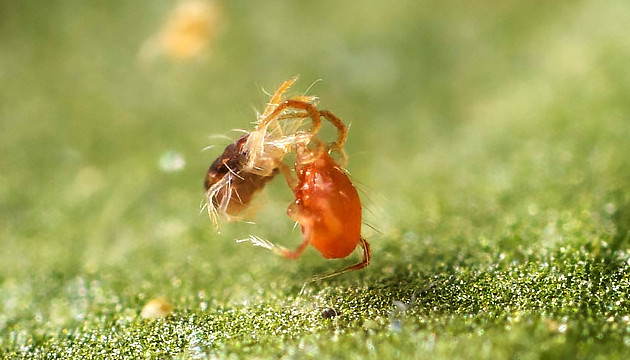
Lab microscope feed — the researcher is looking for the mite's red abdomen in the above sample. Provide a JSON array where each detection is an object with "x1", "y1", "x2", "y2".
[{"x1": 292, "y1": 152, "x2": 362, "y2": 259}]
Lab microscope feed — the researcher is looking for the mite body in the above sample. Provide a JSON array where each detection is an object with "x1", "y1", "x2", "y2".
[
  {"x1": 277, "y1": 143, "x2": 371, "y2": 275},
  {"x1": 290, "y1": 148, "x2": 362, "y2": 259}
]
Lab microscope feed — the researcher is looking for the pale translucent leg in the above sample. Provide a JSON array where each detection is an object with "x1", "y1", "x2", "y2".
[{"x1": 236, "y1": 160, "x2": 310, "y2": 259}]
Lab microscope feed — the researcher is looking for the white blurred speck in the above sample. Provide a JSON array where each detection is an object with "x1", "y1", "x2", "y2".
[
  {"x1": 159, "y1": 151, "x2": 186, "y2": 172},
  {"x1": 558, "y1": 323, "x2": 568, "y2": 333},
  {"x1": 403, "y1": 231, "x2": 418, "y2": 242},
  {"x1": 390, "y1": 319, "x2": 402, "y2": 333},
  {"x1": 604, "y1": 202, "x2": 617, "y2": 215}
]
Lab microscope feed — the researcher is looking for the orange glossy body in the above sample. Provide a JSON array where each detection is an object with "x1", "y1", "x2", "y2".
[{"x1": 290, "y1": 150, "x2": 362, "y2": 259}]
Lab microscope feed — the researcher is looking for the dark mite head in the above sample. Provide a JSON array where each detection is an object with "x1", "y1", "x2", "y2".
[
  {"x1": 320, "y1": 308, "x2": 339, "y2": 319},
  {"x1": 204, "y1": 134, "x2": 249, "y2": 191}
]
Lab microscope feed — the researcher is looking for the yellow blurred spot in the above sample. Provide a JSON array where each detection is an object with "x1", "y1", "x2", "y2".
[
  {"x1": 140, "y1": 0, "x2": 221, "y2": 61},
  {"x1": 140, "y1": 298, "x2": 174, "y2": 319}
]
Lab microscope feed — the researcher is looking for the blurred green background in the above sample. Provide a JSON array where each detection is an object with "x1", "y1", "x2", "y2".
[{"x1": 2, "y1": 0, "x2": 630, "y2": 358}]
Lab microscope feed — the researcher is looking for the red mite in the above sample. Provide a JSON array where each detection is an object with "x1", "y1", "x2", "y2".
[{"x1": 282, "y1": 143, "x2": 371, "y2": 275}]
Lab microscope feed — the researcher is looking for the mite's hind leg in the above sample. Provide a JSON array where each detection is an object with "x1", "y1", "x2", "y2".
[
  {"x1": 299, "y1": 237, "x2": 371, "y2": 295},
  {"x1": 308, "y1": 237, "x2": 371, "y2": 282},
  {"x1": 343, "y1": 236, "x2": 371, "y2": 272}
]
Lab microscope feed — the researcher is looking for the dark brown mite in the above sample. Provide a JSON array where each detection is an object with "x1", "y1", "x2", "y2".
[
  {"x1": 204, "y1": 134, "x2": 278, "y2": 217},
  {"x1": 321, "y1": 308, "x2": 339, "y2": 319}
]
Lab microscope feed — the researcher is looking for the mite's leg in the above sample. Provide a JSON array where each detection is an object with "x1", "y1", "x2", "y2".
[
  {"x1": 306, "y1": 237, "x2": 371, "y2": 282},
  {"x1": 275, "y1": 159, "x2": 297, "y2": 191},
  {"x1": 348, "y1": 236, "x2": 371, "y2": 271},
  {"x1": 319, "y1": 110, "x2": 349, "y2": 167},
  {"x1": 343, "y1": 237, "x2": 371, "y2": 271},
  {"x1": 319, "y1": 110, "x2": 347, "y2": 149},
  {"x1": 257, "y1": 100, "x2": 322, "y2": 136},
  {"x1": 273, "y1": 238, "x2": 310, "y2": 260},
  {"x1": 238, "y1": 223, "x2": 310, "y2": 260},
  {"x1": 270, "y1": 108, "x2": 347, "y2": 152},
  {"x1": 237, "y1": 235, "x2": 310, "y2": 260}
]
